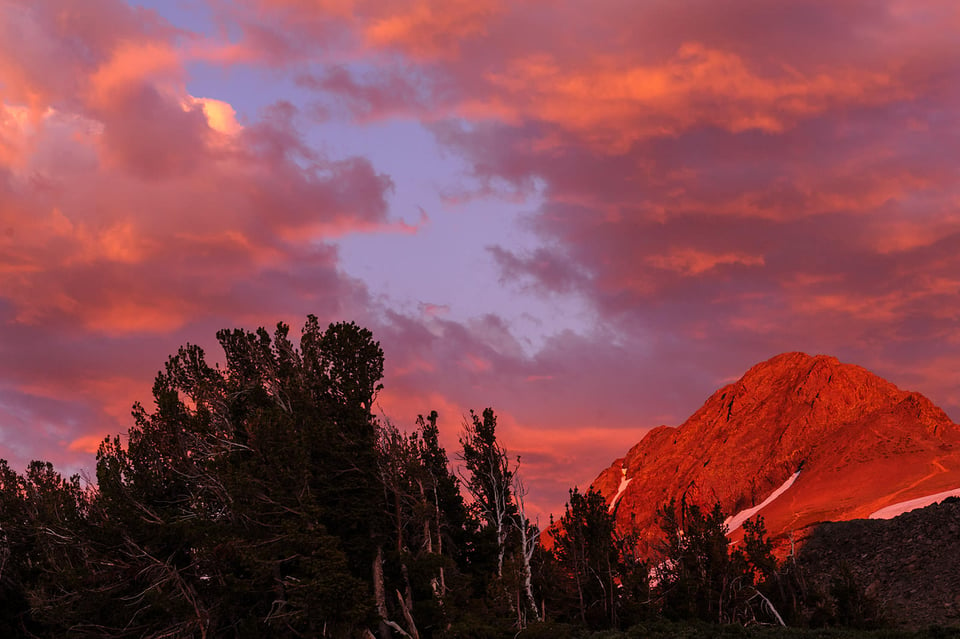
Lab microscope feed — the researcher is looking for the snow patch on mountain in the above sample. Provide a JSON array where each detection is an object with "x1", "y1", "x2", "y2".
[
  {"x1": 868, "y1": 487, "x2": 960, "y2": 519},
  {"x1": 609, "y1": 466, "x2": 632, "y2": 513},
  {"x1": 724, "y1": 471, "x2": 800, "y2": 534}
]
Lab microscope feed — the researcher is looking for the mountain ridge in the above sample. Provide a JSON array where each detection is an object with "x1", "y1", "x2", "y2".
[{"x1": 590, "y1": 352, "x2": 960, "y2": 553}]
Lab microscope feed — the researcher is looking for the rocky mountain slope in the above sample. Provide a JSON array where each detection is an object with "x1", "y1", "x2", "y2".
[{"x1": 591, "y1": 352, "x2": 960, "y2": 553}]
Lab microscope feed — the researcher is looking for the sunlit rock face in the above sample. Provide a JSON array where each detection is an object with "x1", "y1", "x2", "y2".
[{"x1": 591, "y1": 352, "x2": 960, "y2": 555}]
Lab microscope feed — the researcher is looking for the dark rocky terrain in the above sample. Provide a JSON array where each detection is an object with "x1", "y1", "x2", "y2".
[{"x1": 797, "y1": 497, "x2": 960, "y2": 629}]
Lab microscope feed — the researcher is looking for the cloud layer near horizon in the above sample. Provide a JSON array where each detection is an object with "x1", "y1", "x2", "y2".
[{"x1": 2, "y1": 0, "x2": 958, "y2": 518}]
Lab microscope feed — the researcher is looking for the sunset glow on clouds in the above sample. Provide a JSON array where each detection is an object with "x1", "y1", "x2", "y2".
[{"x1": 1, "y1": 0, "x2": 959, "y2": 518}]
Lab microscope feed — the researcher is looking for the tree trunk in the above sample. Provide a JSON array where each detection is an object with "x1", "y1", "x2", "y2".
[
  {"x1": 373, "y1": 545, "x2": 391, "y2": 638},
  {"x1": 496, "y1": 518, "x2": 505, "y2": 578},
  {"x1": 518, "y1": 521, "x2": 540, "y2": 624},
  {"x1": 396, "y1": 589, "x2": 420, "y2": 639},
  {"x1": 575, "y1": 544, "x2": 586, "y2": 625},
  {"x1": 418, "y1": 479, "x2": 442, "y2": 600}
]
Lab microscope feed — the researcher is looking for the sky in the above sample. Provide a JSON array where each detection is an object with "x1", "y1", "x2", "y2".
[{"x1": 1, "y1": 0, "x2": 959, "y2": 520}]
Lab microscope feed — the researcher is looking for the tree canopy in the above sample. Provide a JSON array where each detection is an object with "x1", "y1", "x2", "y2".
[{"x1": 0, "y1": 316, "x2": 883, "y2": 637}]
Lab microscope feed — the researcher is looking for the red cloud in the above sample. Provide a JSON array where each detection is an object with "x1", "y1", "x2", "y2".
[
  {"x1": 278, "y1": 0, "x2": 960, "y2": 435},
  {"x1": 0, "y1": 1, "x2": 396, "y2": 334},
  {"x1": 0, "y1": 0, "x2": 405, "y2": 479},
  {"x1": 2, "y1": 0, "x2": 959, "y2": 523},
  {"x1": 363, "y1": 0, "x2": 504, "y2": 59}
]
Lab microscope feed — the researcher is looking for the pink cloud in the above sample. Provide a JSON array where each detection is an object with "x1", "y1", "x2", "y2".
[
  {"x1": 0, "y1": 2, "x2": 396, "y2": 330},
  {"x1": 321, "y1": 0, "x2": 960, "y2": 436},
  {"x1": 200, "y1": 0, "x2": 960, "y2": 511},
  {"x1": 3, "y1": 0, "x2": 960, "y2": 523},
  {"x1": 0, "y1": 0, "x2": 410, "y2": 478},
  {"x1": 362, "y1": 0, "x2": 504, "y2": 60}
]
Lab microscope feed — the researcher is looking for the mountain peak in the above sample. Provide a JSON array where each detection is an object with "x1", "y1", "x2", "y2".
[
  {"x1": 710, "y1": 351, "x2": 899, "y2": 420},
  {"x1": 592, "y1": 352, "x2": 960, "y2": 554}
]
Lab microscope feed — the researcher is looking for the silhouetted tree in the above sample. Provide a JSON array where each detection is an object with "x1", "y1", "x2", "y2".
[
  {"x1": 655, "y1": 499, "x2": 735, "y2": 622},
  {"x1": 654, "y1": 500, "x2": 787, "y2": 626},
  {"x1": 86, "y1": 318, "x2": 383, "y2": 636},
  {"x1": 458, "y1": 408, "x2": 515, "y2": 580},
  {"x1": 374, "y1": 410, "x2": 472, "y2": 638},
  {"x1": 555, "y1": 486, "x2": 623, "y2": 628}
]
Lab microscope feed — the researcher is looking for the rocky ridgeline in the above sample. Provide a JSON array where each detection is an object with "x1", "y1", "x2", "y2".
[
  {"x1": 797, "y1": 497, "x2": 960, "y2": 628},
  {"x1": 591, "y1": 352, "x2": 960, "y2": 555}
]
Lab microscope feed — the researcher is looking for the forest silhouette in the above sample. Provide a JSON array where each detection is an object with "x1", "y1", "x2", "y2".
[{"x1": 0, "y1": 318, "x2": 897, "y2": 637}]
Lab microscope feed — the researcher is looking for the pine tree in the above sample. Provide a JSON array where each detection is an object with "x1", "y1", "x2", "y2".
[
  {"x1": 83, "y1": 317, "x2": 385, "y2": 636},
  {"x1": 458, "y1": 408, "x2": 515, "y2": 580},
  {"x1": 0, "y1": 460, "x2": 92, "y2": 637},
  {"x1": 555, "y1": 486, "x2": 622, "y2": 628},
  {"x1": 654, "y1": 500, "x2": 784, "y2": 625}
]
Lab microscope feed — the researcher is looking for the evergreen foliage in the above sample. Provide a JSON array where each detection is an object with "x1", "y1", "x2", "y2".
[
  {"x1": 555, "y1": 486, "x2": 625, "y2": 627},
  {"x1": 656, "y1": 499, "x2": 739, "y2": 622},
  {"x1": 0, "y1": 316, "x2": 903, "y2": 636}
]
